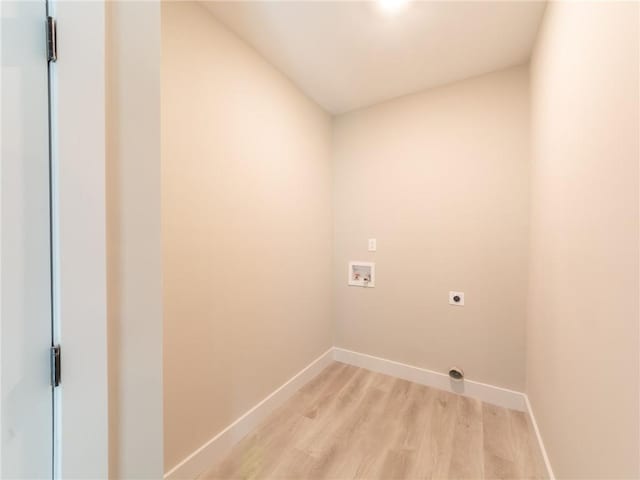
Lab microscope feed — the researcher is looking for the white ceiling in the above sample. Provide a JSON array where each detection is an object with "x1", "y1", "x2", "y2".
[{"x1": 202, "y1": 1, "x2": 546, "y2": 114}]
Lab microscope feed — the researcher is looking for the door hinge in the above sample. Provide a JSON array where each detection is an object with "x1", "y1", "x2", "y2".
[
  {"x1": 50, "y1": 345, "x2": 61, "y2": 387},
  {"x1": 46, "y1": 16, "x2": 57, "y2": 63}
]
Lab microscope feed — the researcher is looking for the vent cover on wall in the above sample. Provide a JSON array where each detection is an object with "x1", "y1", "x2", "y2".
[{"x1": 448, "y1": 367, "x2": 464, "y2": 382}]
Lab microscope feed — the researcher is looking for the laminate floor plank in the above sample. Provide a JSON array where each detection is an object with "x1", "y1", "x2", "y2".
[
  {"x1": 199, "y1": 362, "x2": 547, "y2": 480},
  {"x1": 447, "y1": 396, "x2": 484, "y2": 478}
]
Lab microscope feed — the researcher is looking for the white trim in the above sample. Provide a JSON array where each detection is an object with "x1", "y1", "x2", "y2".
[
  {"x1": 166, "y1": 347, "x2": 557, "y2": 480},
  {"x1": 164, "y1": 348, "x2": 335, "y2": 480},
  {"x1": 333, "y1": 347, "x2": 527, "y2": 412},
  {"x1": 51, "y1": 1, "x2": 108, "y2": 478},
  {"x1": 524, "y1": 395, "x2": 556, "y2": 480}
]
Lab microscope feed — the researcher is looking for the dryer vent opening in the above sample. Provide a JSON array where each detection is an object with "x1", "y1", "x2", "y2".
[{"x1": 448, "y1": 367, "x2": 464, "y2": 382}]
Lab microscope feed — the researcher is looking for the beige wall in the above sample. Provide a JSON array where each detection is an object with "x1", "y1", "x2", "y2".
[
  {"x1": 528, "y1": 2, "x2": 639, "y2": 477},
  {"x1": 106, "y1": 1, "x2": 163, "y2": 478},
  {"x1": 161, "y1": 2, "x2": 334, "y2": 472},
  {"x1": 333, "y1": 66, "x2": 530, "y2": 391},
  {"x1": 106, "y1": 1, "x2": 164, "y2": 478}
]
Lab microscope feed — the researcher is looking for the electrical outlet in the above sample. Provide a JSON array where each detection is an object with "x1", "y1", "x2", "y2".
[{"x1": 449, "y1": 291, "x2": 464, "y2": 306}]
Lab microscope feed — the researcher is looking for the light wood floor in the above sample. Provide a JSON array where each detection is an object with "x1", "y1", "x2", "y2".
[{"x1": 201, "y1": 362, "x2": 547, "y2": 480}]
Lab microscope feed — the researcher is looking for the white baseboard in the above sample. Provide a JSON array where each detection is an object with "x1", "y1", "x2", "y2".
[
  {"x1": 524, "y1": 394, "x2": 556, "y2": 480},
  {"x1": 163, "y1": 347, "x2": 335, "y2": 480},
  {"x1": 333, "y1": 348, "x2": 558, "y2": 477},
  {"x1": 333, "y1": 347, "x2": 527, "y2": 412},
  {"x1": 165, "y1": 346, "x2": 554, "y2": 480}
]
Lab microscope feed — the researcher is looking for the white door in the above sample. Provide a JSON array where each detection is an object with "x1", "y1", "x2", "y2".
[{"x1": 1, "y1": 1, "x2": 55, "y2": 478}]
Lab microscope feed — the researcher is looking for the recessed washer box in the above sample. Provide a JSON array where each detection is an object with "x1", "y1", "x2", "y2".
[{"x1": 348, "y1": 261, "x2": 375, "y2": 287}]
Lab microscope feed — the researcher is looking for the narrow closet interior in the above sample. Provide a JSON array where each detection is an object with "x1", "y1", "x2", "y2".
[{"x1": 154, "y1": 2, "x2": 639, "y2": 479}]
